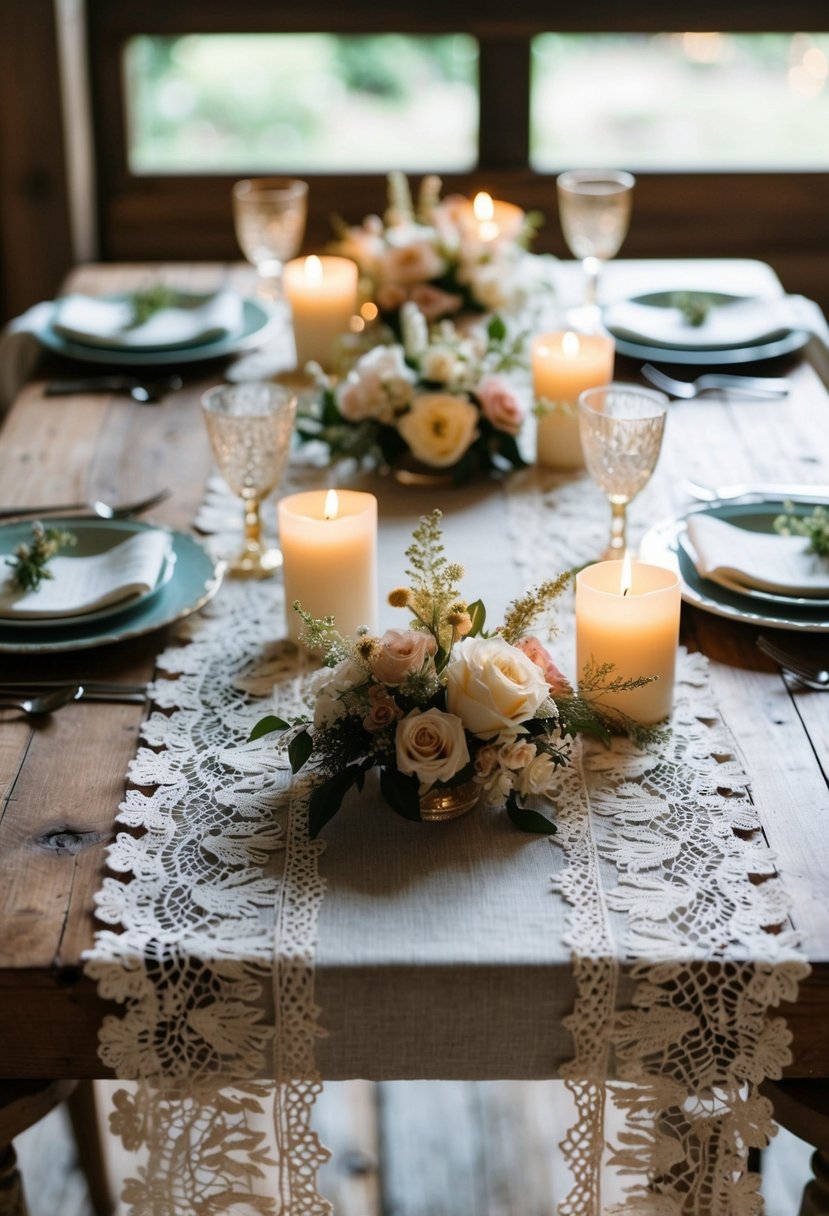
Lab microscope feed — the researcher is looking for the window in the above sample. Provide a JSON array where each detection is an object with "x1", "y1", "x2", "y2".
[{"x1": 125, "y1": 34, "x2": 479, "y2": 174}]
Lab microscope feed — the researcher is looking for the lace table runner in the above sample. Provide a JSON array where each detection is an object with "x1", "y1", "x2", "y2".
[
  {"x1": 85, "y1": 462, "x2": 808, "y2": 1216},
  {"x1": 505, "y1": 468, "x2": 810, "y2": 1215}
]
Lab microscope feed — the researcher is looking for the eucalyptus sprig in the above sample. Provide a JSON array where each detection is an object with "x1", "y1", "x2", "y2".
[
  {"x1": 6, "y1": 522, "x2": 76, "y2": 592},
  {"x1": 774, "y1": 501, "x2": 829, "y2": 557},
  {"x1": 129, "y1": 285, "x2": 177, "y2": 327}
]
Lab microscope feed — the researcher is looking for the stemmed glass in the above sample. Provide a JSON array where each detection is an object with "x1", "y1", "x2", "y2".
[
  {"x1": 201, "y1": 383, "x2": 297, "y2": 578},
  {"x1": 232, "y1": 178, "x2": 308, "y2": 298},
  {"x1": 557, "y1": 169, "x2": 635, "y2": 325},
  {"x1": 578, "y1": 383, "x2": 667, "y2": 559}
]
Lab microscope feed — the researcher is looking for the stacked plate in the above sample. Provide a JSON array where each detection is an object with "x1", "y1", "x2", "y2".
[
  {"x1": 603, "y1": 289, "x2": 810, "y2": 366},
  {"x1": 0, "y1": 519, "x2": 222, "y2": 653},
  {"x1": 32, "y1": 288, "x2": 276, "y2": 368},
  {"x1": 641, "y1": 500, "x2": 829, "y2": 633}
]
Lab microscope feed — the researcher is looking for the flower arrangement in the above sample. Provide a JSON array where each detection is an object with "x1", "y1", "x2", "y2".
[
  {"x1": 252, "y1": 511, "x2": 657, "y2": 837},
  {"x1": 297, "y1": 304, "x2": 528, "y2": 482},
  {"x1": 330, "y1": 172, "x2": 542, "y2": 323}
]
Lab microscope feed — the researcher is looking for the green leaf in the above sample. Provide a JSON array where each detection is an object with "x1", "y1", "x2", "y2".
[
  {"x1": 380, "y1": 768, "x2": 422, "y2": 822},
  {"x1": 487, "y1": 314, "x2": 507, "y2": 342},
  {"x1": 288, "y1": 729, "x2": 313, "y2": 773},
  {"x1": 494, "y1": 431, "x2": 527, "y2": 470},
  {"x1": 308, "y1": 766, "x2": 361, "y2": 838},
  {"x1": 248, "y1": 715, "x2": 291, "y2": 742},
  {"x1": 466, "y1": 598, "x2": 486, "y2": 637},
  {"x1": 506, "y1": 799, "x2": 558, "y2": 835}
]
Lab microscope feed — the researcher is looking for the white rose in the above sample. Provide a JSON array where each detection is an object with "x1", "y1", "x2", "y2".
[
  {"x1": 446, "y1": 635, "x2": 550, "y2": 739},
  {"x1": 395, "y1": 707, "x2": 470, "y2": 791},
  {"x1": 336, "y1": 344, "x2": 416, "y2": 422},
  {"x1": 420, "y1": 346, "x2": 460, "y2": 385},
  {"x1": 310, "y1": 659, "x2": 367, "y2": 727},
  {"x1": 397, "y1": 392, "x2": 479, "y2": 468},
  {"x1": 517, "y1": 752, "x2": 558, "y2": 798}
]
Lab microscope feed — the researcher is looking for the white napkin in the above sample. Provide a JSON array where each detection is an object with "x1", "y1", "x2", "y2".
[
  {"x1": 604, "y1": 293, "x2": 809, "y2": 350},
  {"x1": 52, "y1": 289, "x2": 244, "y2": 351},
  {"x1": 0, "y1": 530, "x2": 173, "y2": 619},
  {"x1": 0, "y1": 302, "x2": 53, "y2": 415},
  {"x1": 686, "y1": 513, "x2": 829, "y2": 597}
]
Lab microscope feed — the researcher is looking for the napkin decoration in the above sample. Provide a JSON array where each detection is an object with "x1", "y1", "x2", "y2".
[
  {"x1": 52, "y1": 290, "x2": 244, "y2": 351},
  {"x1": 0, "y1": 530, "x2": 173, "y2": 619},
  {"x1": 686, "y1": 513, "x2": 829, "y2": 598}
]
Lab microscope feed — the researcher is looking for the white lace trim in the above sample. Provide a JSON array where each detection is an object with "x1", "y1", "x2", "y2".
[{"x1": 506, "y1": 468, "x2": 810, "y2": 1216}]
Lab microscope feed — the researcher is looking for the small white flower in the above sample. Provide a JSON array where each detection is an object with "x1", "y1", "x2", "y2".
[
  {"x1": 517, "y1": 752, "x2": 558, "y2": 798},
  {"x1": 400, "y1": 302, "x2": 429, "y2": 360}
]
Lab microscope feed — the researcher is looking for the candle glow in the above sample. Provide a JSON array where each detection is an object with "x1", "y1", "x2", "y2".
[
  {"x1": 324, "y1": 489, "x2": 339, "y2": 520},
  {"x1": 621, "y1": 551, "x2": 632, "y2": 595},
  {"x1": 304, "y1": 254, "x2": 323, "y2": 284}
]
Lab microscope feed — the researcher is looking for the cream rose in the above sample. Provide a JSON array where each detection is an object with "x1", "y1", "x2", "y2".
[
  {"x1": 370, "y1": 628, "x2": 437, "y2": 686},
  {"x1": 517, "y1": 752, "x2": 558, "y2": 798},
  {"x1": 378, "y1": 239, "x2": 447, "y2": 287},
  {"x1": 446, "y1": 635, "x2": 550, "y2": 739},
  {"x1": 397, "y1": 393, "x2": 479, "y2": 468},
  {"x1": 395, "y1": 708, "x2": 470, "y2": 789},
  {"x1": 337, "y1": 345, "x2": 416, "y2": 423}
]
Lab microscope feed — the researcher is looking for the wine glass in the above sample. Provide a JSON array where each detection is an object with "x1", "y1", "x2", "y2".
[
  {"x1": 201, "y1": 383, "x2": 297, "y2": 579},
  {"x1": 557, "y1": 169, "x2": 635, "y2": 326},
  {"x1": 578, "y1": 383, "x2": 667, "y2": 559},
  {"x1": 232, "y1": 178, "x2": 308, "y2": 298}
]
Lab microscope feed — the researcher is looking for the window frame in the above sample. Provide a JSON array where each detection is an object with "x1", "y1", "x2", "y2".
[{"x1": 86, "y1": 0, "x2": 829, "y2": 310}]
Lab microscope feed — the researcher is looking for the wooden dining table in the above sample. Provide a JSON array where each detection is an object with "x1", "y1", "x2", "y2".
[{"x1": 0, "y1": 258, "x2": 828, "y2": 1100}]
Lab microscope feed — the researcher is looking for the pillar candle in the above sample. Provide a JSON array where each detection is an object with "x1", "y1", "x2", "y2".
[
  {"x1": 575, "y1": 558, "x2": 681, "y2": 724},
  {"x1": 470, "y1": 191, "x2": 525, "y2": 242},
  {"x1": 278, "y1": 489, "x2": 377, "y2": 642},
  {"x1": 532, "y1": 331, "x2": 615, "y2": 469},
  {"x1": 283, "y1": 254, "x2": 358, "y2": 372}
]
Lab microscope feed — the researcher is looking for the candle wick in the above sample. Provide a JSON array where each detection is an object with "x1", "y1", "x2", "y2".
[{"x1": 623, "y1": 587, "x2": 629, "y2": 597}]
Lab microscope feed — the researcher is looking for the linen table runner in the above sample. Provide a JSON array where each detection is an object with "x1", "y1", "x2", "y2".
[{"x1": 85, "y1": 462, "x2": 808, "y2": 1215}]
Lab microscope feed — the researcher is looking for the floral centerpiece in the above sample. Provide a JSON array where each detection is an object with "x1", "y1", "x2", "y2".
[
  {"x1": 330, "y1": 172, "x2": 542, "y2": 323},
  {"x1": 252, "y1": 511, "x2": 657, "y2": 837},
  {"x1": 297, "y1": 303, "x2": 528, "y2": 482}
]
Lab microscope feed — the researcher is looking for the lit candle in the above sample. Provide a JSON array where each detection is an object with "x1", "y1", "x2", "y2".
[
  {"x1": 467, "y1": 192, "x2": 525, "y2": 243},
  {"x1": 532, "y1": 330, "x2": 615, "y2": 469},
  {"x1": 283, "y1": 254, "x2": 359, "y2": 372},
  {"x1": 575, "y1": 555, "x2": 681, "y2": 724},
  {"x1": 278, "y1": 488, "x2": 378, "y2": 642}
]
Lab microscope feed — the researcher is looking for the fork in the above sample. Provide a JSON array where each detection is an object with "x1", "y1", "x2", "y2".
[
  {"x1": 0, "y1": 488, "x2": 170, "y2": 521},
  {"x1": 642, "y1": 364, "x2": 790, "y2": 400},
  {"x1": 0, "y1": 687, "x2": 84, "y2": 715},
  {"x1": 756, "y1": 634, "x2": 829, "y2": 689}
]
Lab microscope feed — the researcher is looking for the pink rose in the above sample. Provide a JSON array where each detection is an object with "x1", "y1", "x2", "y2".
[
  {"x1": 515, "y1": 636, "x2": 570, "y2": 697},
  {"x1": 363, "y1": 696, "x2": 403, "y2": 733},
  {"x1": 410, "y1": 283, "x2": 464, "y2": 322},
  {"x1": 475, "y1": 375, "x2": 524, "y2": 436},
  {"x1": 370, "y1": 628, "x2": 437, "y2": 686},
  {"x1": 376, "y1": 282, "x2": 409, "y2": 313},
  {"x1": 378, "y1": 241, "x2": 447, "y2": 287},
  {"x1": 395, "y1": 708, "x2": 470, "y2": 790}
]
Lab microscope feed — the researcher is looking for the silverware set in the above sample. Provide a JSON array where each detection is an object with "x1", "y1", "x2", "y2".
[
  {"x1": 45, "y1": 374, "x2": 184, "y2": 403},
  {"x1": 642, "y1": 364, "x2": 790, "y2": 400},
  {"x1": 0, "y1": 488, "x2": 170, "y2": 522},
  {"x1": 756, "y1": 636, "x2": 829, "y2": 691},
  {"x1": 0, "y1": 681, "x2": 150, "y2": 713}
]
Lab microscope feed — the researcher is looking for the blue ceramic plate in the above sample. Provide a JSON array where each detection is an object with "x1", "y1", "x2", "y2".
[
  {"x1": 640, "y1": 500, "x2": 829, "y2": 633},
  {"x1": 0, "y1": 519, "x2": 177, "y2": 630},
  {"x1": 34, "y1": 297, "x2": 276, "y2": 368},
  {"x1": 0, "y1": 522, "x2": 222, "y2": 653}
]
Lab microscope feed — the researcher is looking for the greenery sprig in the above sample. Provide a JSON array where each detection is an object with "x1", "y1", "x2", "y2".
[
  {"x1": 129, "y1": 285, "x2": 178, "y2": 327},
  {"x1": 5, "y1": 522, "x2": 76, "y2": 592},
  {"x1": 774, "y1": 501, "x2": 829, "y2": 557}
]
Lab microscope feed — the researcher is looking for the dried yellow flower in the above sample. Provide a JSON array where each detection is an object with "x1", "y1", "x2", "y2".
[{"x1": 388, "y1": 587, "x2": 411, "y2": 608}]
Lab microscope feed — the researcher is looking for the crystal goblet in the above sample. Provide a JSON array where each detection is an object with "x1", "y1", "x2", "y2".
[
  {"x1": 578, "y1": 383, "x2": 667, "y2": 559},
  {"x1": 201, "y1": 382, "x2": 297, "y2": 579},
  {"x1": 557, "y1": 169, "x2": 635, "y2": 326},
  {"x1": 232, "y1": 178, "x2": 308, "y2": 299}
]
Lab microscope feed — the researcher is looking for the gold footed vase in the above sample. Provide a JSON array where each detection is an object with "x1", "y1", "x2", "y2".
[{"x1": 419, "y1": 779, "x2": 480, "y2": 822}]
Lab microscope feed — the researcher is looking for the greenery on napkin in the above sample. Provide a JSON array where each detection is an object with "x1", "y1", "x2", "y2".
[
  {"x1": 670, "y1": 291, "x2": 715, "y2": 327},
  {"x1": 129, "y1": 285, "x2": 178, "y2": 327},
  {"x1": 6, "y1": 522, "x2": 77, "y2": 592},
  {"x1": 774, "y1": 502, "x2": 829, "y2": 557}
]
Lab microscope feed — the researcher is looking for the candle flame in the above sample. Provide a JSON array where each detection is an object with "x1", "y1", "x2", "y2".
[
  {"x1": 621, "y1": 551, "x2": 633, "y2": 596},
  {"x1": 562, "y1": 331, "x2": 581, "y2": 359},
  {"x1": 323, "y1": 489, "x2": 339, "y2": 520},
  {"x1": 304, "y1": 254, "x2": 323, "y2": 285},
  {"x1": 473, "y1": 191, "x2": 494, "y2": 222}
]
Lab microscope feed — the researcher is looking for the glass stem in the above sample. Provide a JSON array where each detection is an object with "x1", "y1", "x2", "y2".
[
  {"x1": 609, "y1": 501, "x2": 627, "y2": 553},
  {"x1": 243, "y1": 496, "x2": 263, "y2": 553},
  {"x1": 583, "y1": 256, "x2": 600, "y2": 309}
]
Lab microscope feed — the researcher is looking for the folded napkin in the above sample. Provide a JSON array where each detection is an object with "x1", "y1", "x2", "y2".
[
  {"x1": 52, "y1": 289, "x2": 244, "y2": 351},
  {"x1": 604, "y1": 293, "x2": 814, "y2": 350},
  {"x1": 0, "y1": 530, "x2": 172, "y2": 619},
  {"x1": 686, "y1": 513, "x2": 829, "y2": 597}
]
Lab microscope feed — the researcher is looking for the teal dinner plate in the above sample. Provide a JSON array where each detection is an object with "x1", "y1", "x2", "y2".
[
  {"x1": 640, "y1": 500, "x2": 829, "y2": 633},
  {"x1": 0, "y1": 523, "x2": 222, "y2": 653},
  {"x1": 0, "y1": 519, "x2": 177, "y2": 630},
  {"x1": 34, "y1": 297, "x2": 276, "y2": 368}
]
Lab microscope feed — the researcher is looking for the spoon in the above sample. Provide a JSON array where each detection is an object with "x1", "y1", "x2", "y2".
[
  {"x1": 0, "y1": 488, "x2": 171, "y2": 521},
  {"x1": 45, "y1": 375, "x2": 184, "y2": 404},
  {"x1": 0, "y1": 686, "x2": 84, "y2": 715}
]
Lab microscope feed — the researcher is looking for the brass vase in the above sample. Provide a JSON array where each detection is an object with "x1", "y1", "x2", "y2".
[{"x1": 419, "y1": 779, "x2": 480, "y2": 822}]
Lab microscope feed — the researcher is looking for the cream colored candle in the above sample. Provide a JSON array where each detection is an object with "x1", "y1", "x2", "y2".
[
  {"x1": 283, "y1": 254, "x2": 358, "y2": 371},
  {"x1": 471, "y1": 191, "x2": 525, "y2": 242},
  {"x1": 532, "y1": 331, "x2": 615, "y2": 469},
  {"x1": 278, "y1": 489, "x2": 377, "y2": 642},
  {"x1": 575, "y1": 558, "x2": 681, "y2": 724}
]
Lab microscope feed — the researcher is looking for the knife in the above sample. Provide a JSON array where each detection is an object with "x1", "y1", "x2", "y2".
[{"x1": 0, "y1": 682, "x2": 149, "y2": 703}]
